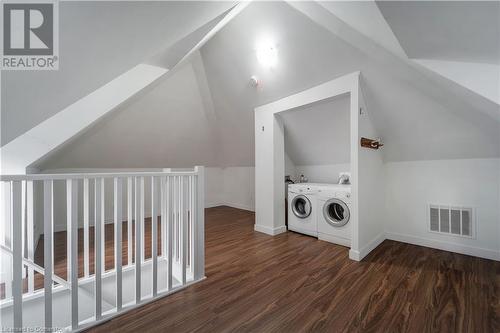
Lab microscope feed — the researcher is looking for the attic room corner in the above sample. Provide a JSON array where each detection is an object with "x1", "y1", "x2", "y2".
[{"x1": 1, "y1": 1, "x2": 499, "y2": 332}]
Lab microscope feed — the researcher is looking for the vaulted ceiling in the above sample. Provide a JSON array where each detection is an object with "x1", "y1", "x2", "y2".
[
  {"x1": 1, "y1": 1, "x2": 235, "y2": 146},
  {"x1": 3, "y1": 1, "x2": 498, "y2": 171},
  {"x1": 377, "y1": 1, "x2": 500, "y2": 64},
  {"x1": 201, "y1": 1, "x2": 499, "y2": 164}
]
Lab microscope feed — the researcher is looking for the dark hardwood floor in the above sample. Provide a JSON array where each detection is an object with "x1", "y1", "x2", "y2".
[
  {"x1": 3, "y1": 206, "x2": 498, "y2": 331},
  {"x1": 85, "y1": 206, "x2": 499, "y2": 333},
  {"x1": 0, "y1": 218, "x2": 160, "y2": 298}
]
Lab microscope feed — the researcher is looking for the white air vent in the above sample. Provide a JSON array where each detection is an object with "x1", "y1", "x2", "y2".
[{"x1": 429, "y1": 205, "x2": 474, "y2": 238}]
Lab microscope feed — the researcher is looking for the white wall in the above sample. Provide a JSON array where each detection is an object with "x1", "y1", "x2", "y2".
[
  {"x1": 206, "y1": 166, "x2": 255, "y2": 211},
  {"x1": 385, "y1": 158, "x2": 500, "y2": 260},
  {"x1": 222, "y1": 167, "x2": 255, "y2": 211},
  {"x1": 294, "y1": 164, "x2": 350, "y2": 184},
  {"x1": 284, "y1": 153, "x2": 296, "y2": 179},
  {"x1": 35, "y1": 158, "x2": 500, "y2": 262},
  {"x1": 215, "y1": 159, "x2": 500, "y2": 261},
  {"x1": 353, "y1": 90, "x2": 386, "y2": 260},
  {"x1": 205, "y1": 167, "x2": 224, "y2": 208},
  {"x1": 281, "y1": 94, "x2": 351, "y2": 166}
]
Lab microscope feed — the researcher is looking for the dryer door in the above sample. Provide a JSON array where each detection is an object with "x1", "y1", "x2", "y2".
[
  {"x1": 291, "y1": 195, "x2": 312, "y2": 218},
  {"x1": 323, "y1": 198, "x2": 350, "y2": 227}
]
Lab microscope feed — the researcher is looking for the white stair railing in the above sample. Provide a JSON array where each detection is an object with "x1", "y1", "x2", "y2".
[{"x1": 0, "y1": 166, "x2": 205, "y2": 331}]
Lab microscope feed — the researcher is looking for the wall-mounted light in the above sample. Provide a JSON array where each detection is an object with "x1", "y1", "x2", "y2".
[{"x1": 256, "y1": 38, "x2": 277, "y2": 68}]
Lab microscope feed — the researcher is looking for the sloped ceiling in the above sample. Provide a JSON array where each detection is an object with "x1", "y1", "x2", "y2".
[
  {"x1": 1, "y1": 1, "x2": 235, "y2": 146},
  {"x1": 375, "y1": 1, "x2": 500, "y2": 105},
  {"x1": 377, "y1": 1, "x2": 500, "y2": 64},
  {"x1": 282, "y1": 94, "x2": 350, "y2": 166},
  {"x1": 30, "y1": 0, "x2": 500, "y2": 171},
  {"x1": 318, "y1": 1, "x2": 406, "y2": 58},
  {"x1": 413, "y1": 59, "x2": 499, "y2": 104},
  {"x1": 201, "y1": 1, "x2": 500, "y2": 164},
  {"x1": 38, "y1": 54, "x2": 220, "y2": 170}
]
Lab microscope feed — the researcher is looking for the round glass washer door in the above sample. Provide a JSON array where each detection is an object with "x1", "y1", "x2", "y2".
[
  {"x1": 291, "y1": 195, "x2": 312, "y2": 219},
  {"x1": 323, "y1": 198, "x2": 350, "y2": 227}
]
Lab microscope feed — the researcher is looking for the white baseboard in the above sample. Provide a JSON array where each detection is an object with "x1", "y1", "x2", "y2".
[
  {"x1": 386, "y1": 232, "x2": 500, "y2": 261},
  {"x1": 205, "y1": 202, "x2": 225, "y2": 209},
  {"x1": 318, "y1": 232, "x2": 350, "y2": 247},
  {"x1": 223, "y1": 202, "x2": 255, "y2": 212},
  {"x1": 205, "y1": 202, "x2": 255, "y2": 212},
  {"x1": 349, "y1": 232, "x2": 386, "y2": 261},
  {"x1": 254, "y1": 224, "x2": 287, "y2": 236},
  {"x1": 348, "y1": 249, "x2": 360, "y2": 261}
]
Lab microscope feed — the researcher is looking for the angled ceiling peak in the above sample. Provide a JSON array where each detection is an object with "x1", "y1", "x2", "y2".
[
  {"x1": 286, "y1": 1, "x2": 500, "y2": 121},
  {"x1": 1, "y1": 1, "x2": 249, "y2": 174}
]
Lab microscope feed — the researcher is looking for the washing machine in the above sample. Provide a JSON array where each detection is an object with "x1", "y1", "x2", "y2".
[
  {"x1": 317, "y1": 185, "x2": 352, "y2": 247},
  {"x1": 287, "y1": 183, "x2": 319, "y2": 237}
]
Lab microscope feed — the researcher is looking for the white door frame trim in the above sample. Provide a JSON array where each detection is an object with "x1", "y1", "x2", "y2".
[{"x1": 253, "y1": 71, "x2": 360, "y2": 257}]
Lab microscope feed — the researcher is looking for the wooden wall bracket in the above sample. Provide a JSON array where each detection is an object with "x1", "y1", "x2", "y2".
[{"x1": 360, "y1": 137, "x2": 383, "y2": 150}]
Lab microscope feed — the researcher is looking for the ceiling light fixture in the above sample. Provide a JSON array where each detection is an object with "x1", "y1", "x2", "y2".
[{"x1": 256, "y1": 38, "x2": 278, "y2": 68}]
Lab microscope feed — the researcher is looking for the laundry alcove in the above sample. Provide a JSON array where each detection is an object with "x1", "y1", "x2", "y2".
[{"x1": 254, "y1": 71, "x2": 385, "y2": 261}]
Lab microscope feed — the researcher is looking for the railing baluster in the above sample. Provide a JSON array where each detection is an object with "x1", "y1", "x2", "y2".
[
  {"x1": 0, "y1": 168, "x2": 204, "y2": 329},
  {"x1": 114, "y1": 177, "x2": 123, "y2": 311},
  {"x1": 181, "y1": 177, "x2": 187, "y2": 285},
  {"x1": 127, "y1": 177, "x2": 133, "y2": 266},
  {"x1": 21, "y1": 181, "x2": 26, "y2": 272},
  {"x1": 67, "y1": 179, "x2": 79, "y2": 329},
  {"x1": 142, "y1": 179, "x2": 146, "y2": 264},
  {"x1": 66, "y1": 180, "x2": 71, "y2": 280},
  {"x1": 12, "y1": 181, "x2": 23, "y2": 328},
  {"x1": 152, "y1": 176, "x2": 158, "y2": 296},
  {"x1": 101, "y1": 180, "x2": 105, "y2": 273},
  {"x1": 189, "y1": 175, "x2": 194, "y2": 274},
  {"x1": 94, "y1": 178, "x2": 103, "y2": 320},
  {"x1": 135, "y1": 177, "x2": 143, "y2": 303},
  {"x1": 26, "y1": 180, "x2": 34, "y2": 293},
  {"x1": 173, "y1": 177, "x2": 177, "y2": 264},
  {"x1": 167, "y1": 176, "x2": 173, "y2": 290},
  {"x1": 141, "y1": 178, "x2": 145, "y2": 264},
  {"x1": 194, "y1": 166, "x2": 205, "y2": 280},
  {"x1": 160, "y1": 177, "x2": 165, "y2": 258},
  {"x1": 83, "y1": 178, "x2": 90, "y2": 277},
  {"x1": 43, "y1": 179, "x2": 53, "y2": 328},
  {"x1": 160, "y1": 169, "x2": 171, "y2": 261},
  {"x1": 175, "y1": 176, "x2": 182, "y2": 262}
]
